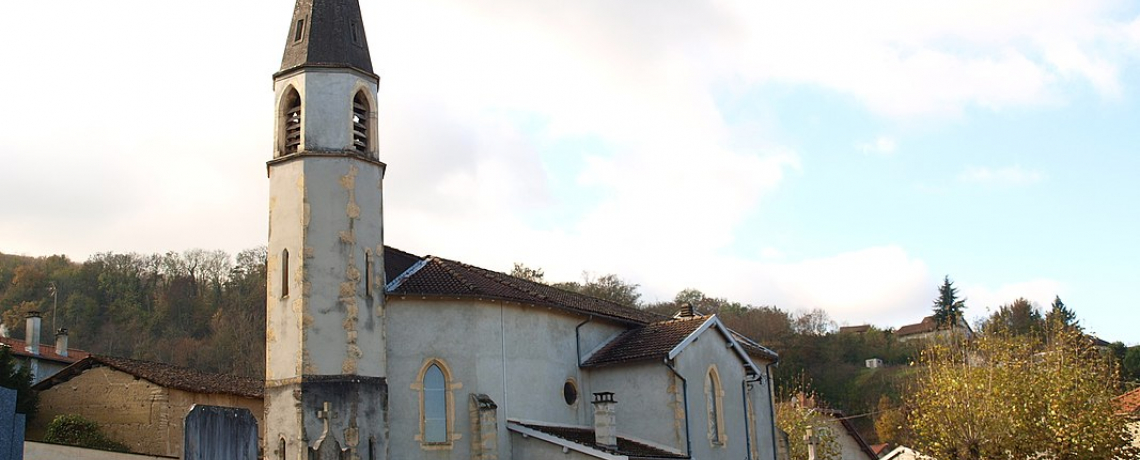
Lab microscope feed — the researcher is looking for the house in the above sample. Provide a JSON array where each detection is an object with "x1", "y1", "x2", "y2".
[
  {"x1": 1114, "y1": 387, "x2": 1140, "y2": 449},
  {"x1": 894, "y1": 316, "x2": 973, "y2": 343},
  {"x1": 29, "y1": 355, "x2": 263, "y2": 458},
  {"x1": 0, "y1": 312, "x2": 88, "y2": 383},
  {"x1": 814, "y1": 409, "x2": 878, "y2": 460},
  {"x1": 259, "y1": 0, "x2": 782, "y2": 459}
]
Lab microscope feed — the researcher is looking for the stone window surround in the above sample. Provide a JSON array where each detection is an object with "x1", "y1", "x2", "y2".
[
  {"x1": 705, "y1": 364, "x2": 728, "y2": 447},
  {"x1": 410, "y1": 358, "x2": 463, "y2": 450}
]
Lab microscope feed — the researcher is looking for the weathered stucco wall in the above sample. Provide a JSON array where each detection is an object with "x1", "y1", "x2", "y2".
[
  {"x1": 587, "y1": 361, "x2": 678, "y2": 449},
  {"x1": 31, "y1": 366, "x2": 264, "y2": 458},
  {"x1": 385, "y1": 298, "x2": 627, "y2": 460},
  {"x1": 672, "y1": 323, "x2": 772, "y2": 460}
]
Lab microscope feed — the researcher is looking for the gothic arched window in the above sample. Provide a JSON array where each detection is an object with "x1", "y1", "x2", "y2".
[
  {"x1": 282, "y1": 88, "x2": 302, "y2": 155},
  {"x1": 413, "y1": 359, "x2": 457, "y2": 448},
  {"x1": 706, "y1": 366, "x2": 726, "y2": 446},
  {"x1": 352, "y1": 91, "x2": 369, "y2": 155}
]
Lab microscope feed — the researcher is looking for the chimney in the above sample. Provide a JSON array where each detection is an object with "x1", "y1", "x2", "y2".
[
  {"x1": 592, "y1": 392, "x2": 618, "y2": 448},
  {"x1": 55, "y1": 328, "x2": 69, "y2": 357},
  {"x1": 676, "y1": 302, "x2": 696, "y2": 318},
  {"x1": 25, "y1": 311, "x2": 41, "y2": 355}
]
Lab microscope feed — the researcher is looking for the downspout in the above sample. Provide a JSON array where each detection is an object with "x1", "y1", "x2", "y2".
[
  {"x1": 765, "y1": 362, "x2": 779, "y2": 460},
  {"x1": 665, "y1": 359, "x2": 692, "y2": 458},
  {"x1": 742, "y1": 372, "x2": 762, "y2": 460},
  {"x1": 575, "y1": 316, "x2": 593, "y2": 366}
]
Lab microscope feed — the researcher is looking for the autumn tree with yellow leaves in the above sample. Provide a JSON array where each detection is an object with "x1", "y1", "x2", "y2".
[{"x1": 907, "y1": 321, "x2": 1138, "y2": 460}]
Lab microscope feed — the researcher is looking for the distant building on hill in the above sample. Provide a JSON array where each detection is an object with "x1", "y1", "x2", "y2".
[
  {"x1": 0, "y1": 311, "x2": 88, "y2": 383},
  {"x1": 839, "y1": 325, "x2": 871, "y2": 334},
  {"x1": 894, "y1": 315, "x2": 973, "y2": 342}
]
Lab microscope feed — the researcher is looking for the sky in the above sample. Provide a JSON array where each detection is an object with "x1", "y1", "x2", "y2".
[{"x1": 2, "y1": 0, "x2": 1139, "y2": 343}]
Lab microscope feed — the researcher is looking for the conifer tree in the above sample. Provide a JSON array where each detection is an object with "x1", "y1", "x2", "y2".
[{"x1": 931, "y1": 276, "x2": 966, "y2": 328}]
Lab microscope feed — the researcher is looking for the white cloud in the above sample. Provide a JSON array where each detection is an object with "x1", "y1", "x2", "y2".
[
  {"x1": 961, "y1": 279, "x2": 1066, "y2": 319},
  {"x1": 858, "y1": 136, "x2": 898, "y2": 156},
  {"x1": 960, "y1": 165, "x2": 1046, "y2": 185}
]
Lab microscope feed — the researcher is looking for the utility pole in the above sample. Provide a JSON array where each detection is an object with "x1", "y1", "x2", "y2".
[{"x1": 47, "y1": 282, "x2": 57, "y2": 332}]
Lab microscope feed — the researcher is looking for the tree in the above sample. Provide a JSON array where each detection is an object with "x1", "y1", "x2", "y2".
[
  {"x1": 0, "y1": 347, "x2": 37, "y2": 420},
  {"x1": 792, "y1": 308, "x2": 835, "y2": 336},
  {"x1": 931, "y1": 276, "x2": 966, "y2": 329},
  {"x1": 907, "y1": 326, "x2": 1138, "y2": 460},
  {"x1": 981, "y1": 297, "x2": 1042, "y2": 337},
  {"x1": 1123, "y1": 347, "x2": 1140, "y2": 382},
  {"x1": 553, "y1": 273, "x2": 641, "y2": 306},
  {"x1": 873, "y1": 395, "x2": 913, "y2": 446},
  {"x1": 509, "y1": 263, "x2": 545, "y2": 283},
  {"x1": 1045, "y1": 295, "x2": 1079, "y2": 330}
]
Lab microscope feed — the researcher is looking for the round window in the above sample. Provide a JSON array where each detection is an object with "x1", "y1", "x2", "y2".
[{"x1": 563, "y1": 380, "x2": 578, "y2": 405}]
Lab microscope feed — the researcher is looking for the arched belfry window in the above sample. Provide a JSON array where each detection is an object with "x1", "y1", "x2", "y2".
[
  {"x1": 282, "y1": 88, "x2": 302, "y2": 155},
  {"x1": 352, "y1": 91, "x2": 369, "y2": 155}
]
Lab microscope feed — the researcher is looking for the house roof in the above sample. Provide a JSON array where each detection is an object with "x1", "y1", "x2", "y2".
[
  {"x1": 385, "y1": 249, "x2": 663, "y2": 325},
  {"x1": 32, "y1": 355, "x2": 263, "y2": 399},
  {"x1": 581, "y1": 315, "x2": 710, "y2": 367},
  {"x1": 839, "y1": 325, "x2": 871, "y2": 334},
  {"x1": 1114, "y1": 387, "x2": 1140, "y2": 416},
  {"x1": 894, "y1": 316, "x2": 939, "y2": 336},
  {"x1": 278, "y1": 0, "x2": 374, "y2": 77},
  {"x1": 383, "y1": 247, "x2": 778, "y2": 365},
  {"x1": 509, "y1": 421, "x2": 688, "y2": 459},
  {"x1": 0, "y1": 336, "x2": 88, "y2": 365}
]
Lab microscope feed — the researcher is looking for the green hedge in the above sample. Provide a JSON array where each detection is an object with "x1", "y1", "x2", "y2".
[{"x1": 43, "y1": 414, "x2": 129, "y2": 452}]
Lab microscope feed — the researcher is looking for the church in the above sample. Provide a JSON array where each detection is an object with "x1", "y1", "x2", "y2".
[{"x1": 263, "y1": 1, "x2": 780, "y2": 459}]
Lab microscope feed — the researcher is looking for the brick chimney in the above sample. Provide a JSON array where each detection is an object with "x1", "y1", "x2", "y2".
[
  {"x1": 25, "y1": 311, "x2": 41, "y2": 355},
  {"x1": 676, "y1": 302, "x2": 696, "y2": 318},
  {"x1": 55, "y1": 328, "x2": 68, "y2": 357},
  {"x1": 592, "y1": 392, "x2": 618, "y2": 448}
]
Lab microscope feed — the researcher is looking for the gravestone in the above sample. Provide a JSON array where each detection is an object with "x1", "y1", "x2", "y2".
[
  {"x1": 183, "y1": 405, "x2": 258, "y2": 460},
  {"x1": 0, "y1": 387, "x2": 24, "y2": 460}
]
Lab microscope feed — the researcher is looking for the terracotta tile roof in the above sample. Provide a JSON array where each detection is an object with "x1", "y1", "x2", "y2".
[
  {"x1": 1114, "y1": 387, "x2": 1140, "y2": 416},
  {"x1": 514, "y1": 422, "x2": 687, "y2": 459},
  {"x1": 582, "y1": 316, "x2": 710, "y2": 367},
  {"x1": 33, "y1": 355, "x2": 263, "y2": 399},
  {"x1": 871, "y1": 443, "x2": 892, "y2": 456},
  {"x1": 895, "y1": 316, "x2": 939, "y2": 337},
  {"x1": 839, "y1": 325, "x2": 871, "y2": 334},
  {"x1": 0, "y1": 337, "x2": 88, "y2": 364},
  {"x1": 386, "y1": 251, "x2": 663, "y2": 325}
]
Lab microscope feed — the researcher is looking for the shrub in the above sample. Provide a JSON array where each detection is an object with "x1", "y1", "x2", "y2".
[{"x1": 43, "y1": 414, "x2": 129, "y2": 452}]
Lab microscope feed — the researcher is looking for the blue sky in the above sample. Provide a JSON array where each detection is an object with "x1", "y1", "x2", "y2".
[{"x1": 1, "y1": 0, "x2": 1138, "y2": 343}]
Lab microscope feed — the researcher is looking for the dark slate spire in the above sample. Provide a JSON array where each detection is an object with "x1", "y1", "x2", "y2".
[{"x1": 279, "y1": 0, "x2": 374, "y2": 76}]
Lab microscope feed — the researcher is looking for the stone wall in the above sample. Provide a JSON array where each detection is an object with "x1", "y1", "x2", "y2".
[{"x1": 30, "y1": 366, "x2": 263, "y2": 458}]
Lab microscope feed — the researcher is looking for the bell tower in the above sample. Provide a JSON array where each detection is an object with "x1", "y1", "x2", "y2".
[{"x1": 265, "y1": 0, "x2": 387, "y2": 459}]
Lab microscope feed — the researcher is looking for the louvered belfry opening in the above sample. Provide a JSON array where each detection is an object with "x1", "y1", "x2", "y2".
[
  {"x1": 352, "y1": 91, "x2": 369, "y2": 154},
  {"x1": 283, "y1": 88, "x2": 302, "y2": 155}
]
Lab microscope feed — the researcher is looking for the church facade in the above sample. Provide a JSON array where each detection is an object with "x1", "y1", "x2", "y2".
[{"x1": 263, "y1": 1, "x2": 780, "y2": 459}]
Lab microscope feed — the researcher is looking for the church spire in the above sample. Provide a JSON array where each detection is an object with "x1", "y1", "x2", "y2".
[{"x1": 279, "y1": 0, "x2": 374, "y2": 76}]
